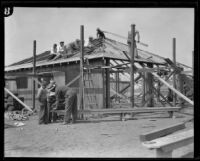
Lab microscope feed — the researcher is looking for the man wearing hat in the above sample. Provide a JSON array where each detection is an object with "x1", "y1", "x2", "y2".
[{"x1": 37, "y1": 80, "x2": 48, "y2": 124}]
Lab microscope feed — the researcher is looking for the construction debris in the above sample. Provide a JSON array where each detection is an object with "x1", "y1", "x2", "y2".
[{"x1": 5, "y1": 111, "x2": 29, "y2": 121}]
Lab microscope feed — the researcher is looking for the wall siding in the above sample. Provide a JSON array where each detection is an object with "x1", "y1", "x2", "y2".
[{"x1": 5, "y1": 59, "x2": 105, "y2": 109}]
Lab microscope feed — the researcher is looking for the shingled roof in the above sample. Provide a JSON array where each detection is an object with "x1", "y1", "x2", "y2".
[{"x1": 5, "y1": 38, "x2": 191, "y2": 72}]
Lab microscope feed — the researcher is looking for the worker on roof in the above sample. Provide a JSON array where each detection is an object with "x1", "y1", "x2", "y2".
[
  {"x1": 37, "y1": 80, "x2": 48, "y2": 124},
  {"x1": 51, "y1": 44, "x2": 58, "y2": 54},
  {"x1": 53, "y1": 85, "x2": 77, "y2": 125},
  {"x1": 74, "y1": 39, "x2": 81, "y2": 50},
  {"x1": 86, "y1": 36, "x2": 94, "y2": 47},
  {"x1": 64, "y1": 39, "x2": 81, "y2": 58},
  {"x1": 47, "y1": 43, "x2": 59, "y2": 61},
  {"x1": 96, "y1": 28, "x2": 106, "y2": 39},
  {"x1": 58, "y1": 41, "x2": 66, "y2": 55},
  {"x1": 51, "y1": 41, "x2": 66, "y2": 61}
]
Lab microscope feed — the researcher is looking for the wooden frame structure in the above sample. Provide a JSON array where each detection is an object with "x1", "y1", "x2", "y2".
[
  {"x1": 5, "y1": 24, "x2": 193, "y2": 120},
  {"x1": 76, "y1": 24, "x2": 193, "y2": 120}
]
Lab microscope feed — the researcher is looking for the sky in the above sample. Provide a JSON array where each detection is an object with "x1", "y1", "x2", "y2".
[{"x1": 5, "y1": 8, "x2": 194, "y2": 67}]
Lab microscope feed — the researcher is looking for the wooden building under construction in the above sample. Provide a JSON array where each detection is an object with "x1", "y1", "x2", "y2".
[{"x1": 4, "y1": 29, "x2": 193, "y2": 112}]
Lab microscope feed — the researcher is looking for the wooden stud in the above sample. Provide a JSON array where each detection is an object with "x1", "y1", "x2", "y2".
[
  {"x1": 32, "y1": 40, "x2": 36, "y2": 111},
  {"x1": 192, "y1": 51, "x2": 194, "y2": 77},
  {"x1": 177, "y1": 72, "x2": 184, "y2": 107},
  {"x1": 105, "y1": 58, "x2": 110, "y2": 108},
  {"x1": 102, "y1": 65, "x2": 106, "y2": 108},
  {"x1": 130, "y1": 24, "x2": 136, "y2": 108},
  {"x1": 79, "y1": 25, "x2": 84, "y2": 119},
  {"x1": 145, "y1": 63, "x2": 154, "y2": 107},
  {"x1": 173, "y1": 38, "x2": 177, "y2": 106}
]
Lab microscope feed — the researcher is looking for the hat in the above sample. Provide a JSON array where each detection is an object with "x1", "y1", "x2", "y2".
[{"x1": 96, "y1": 28, "x2": 100, "y2": 31}]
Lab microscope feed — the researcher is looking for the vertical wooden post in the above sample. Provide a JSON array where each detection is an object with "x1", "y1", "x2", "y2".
[
  {"x1": 102, "y1": 65, "x2": 105, "y2": 108},
  {"x1": 147, "y1": 63, "x2": 154, "y2": 107},
  {"x1": 173, "y1": 38, "x2": 177, "y2": 106},
  {"x1": 130, "y1": 24, "x2": 135, "y2": 108},
  {"x1": 192, "y1": 51, "x2": 194, "y2": 76},
  {"x1": 79, "y1": 25, "x2": 84, "y2": 117},
  {"x1": 142, "y1": 74, "x2": 146, "y2": 105},
  {"x1": 105, "y1": 58, "x2": 110, "y2": 108},
  {"x1": 115, "y1": 70, "x2": 120, "y2": 102},
  {"x1": 177, "y1": 71, "x2": 184, "y2": 107},
  {"x1": 32, "y1": 40, "x2": 36, "y2": 111}
]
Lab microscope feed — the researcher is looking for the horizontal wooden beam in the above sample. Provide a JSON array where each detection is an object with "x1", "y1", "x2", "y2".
[
  {"x1": 140, "y1": 122, "x2": 186, "y2": 142},
  {"x1": 78, "y1": 107, "x2": 180, "y2": 114},
  {"x1": 181, "y1": 70, "x2": 193, "y2": 74},
  {"x1": 53, "y1": 107, "x2": 180, "y2": 115},
  {"x1": 110, "y1": 80, "x2": 130, "y2": 84}
]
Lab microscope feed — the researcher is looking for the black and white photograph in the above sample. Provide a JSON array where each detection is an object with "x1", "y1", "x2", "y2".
[{"x1": 4, "y1": 5, "x2": 196, "y2": 158}]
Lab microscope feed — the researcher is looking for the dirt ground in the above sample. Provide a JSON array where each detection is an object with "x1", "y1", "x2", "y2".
[{"x1": 4, "y1": 111, "x2": 193, "y2": 158}]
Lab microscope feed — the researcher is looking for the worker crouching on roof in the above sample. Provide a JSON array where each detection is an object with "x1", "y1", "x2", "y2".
[
  {"x1": 37, "y1": 80, "x2": 48, "y2": 124},
  {"x1": 54, "y1": 85, "x2": 77, "y2": 125},
  {"x1": 96, "y1": 28, "x2": 106, "y2": 39}
]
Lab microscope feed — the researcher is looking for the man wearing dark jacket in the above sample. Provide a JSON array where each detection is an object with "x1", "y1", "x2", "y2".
[
  {"x1": 37, "y1": 80, "x2": 48, "y2": 124},
  {"x1": 54, "y1": 85, "x2": 77, "y2": 124},
  {"x1": 96, "y1": 28, "x2": 106, "y2": 39}
]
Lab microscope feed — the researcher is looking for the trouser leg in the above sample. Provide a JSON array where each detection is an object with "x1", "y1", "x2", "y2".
[
  {"x1": 48, "y1": 96, "x2": 56, "y2": 122},
  {"x1": 64, "y1": 94, "x2": 76, "y2": 123},
  {"x1": 44, "y1": 101, "x2": 49, "y2": 124},
  {"x1": 39, "y1": 102, "x2": 46, "y2": 124},
  {"x1": 71, "y1": 95, "x2": 77, "y2": 123}
]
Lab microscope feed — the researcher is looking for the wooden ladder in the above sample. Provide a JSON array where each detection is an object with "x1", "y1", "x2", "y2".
[{"x1": 83, "y1": 68, "x2": 98, "y2": 110}]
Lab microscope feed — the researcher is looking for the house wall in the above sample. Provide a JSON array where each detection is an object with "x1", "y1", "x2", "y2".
[{"x1": 5, "y1": 58, "x2": 105, "y2": 110}]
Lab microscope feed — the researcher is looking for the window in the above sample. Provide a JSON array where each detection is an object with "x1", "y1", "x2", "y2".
[{"x1": 16, "y1": 77, "x2": 28, "y2": 89}]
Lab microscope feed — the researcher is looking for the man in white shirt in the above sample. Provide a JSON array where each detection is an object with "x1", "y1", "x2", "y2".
[{"x1": 58, "y1": 41, "x2": 65, "y2": 55}]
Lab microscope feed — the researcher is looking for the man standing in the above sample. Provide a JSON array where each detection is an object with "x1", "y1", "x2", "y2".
[
  {"x1": 54, "y1": 85, "x2": 77, "y2": 125},
  {"x1": 37, "y1": 80, "x2": 48, "y2": 124}
]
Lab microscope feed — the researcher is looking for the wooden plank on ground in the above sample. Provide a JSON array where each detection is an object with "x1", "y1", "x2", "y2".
[
  {"x1": 140, "y1": 122, "x2": 186, "y2": 142},
  {"x1": 181, "y1": 151, "x2": 194, "y2": 158},
  {"x1": 142, "y1": 129, "x2": 193, "y2": 152}
]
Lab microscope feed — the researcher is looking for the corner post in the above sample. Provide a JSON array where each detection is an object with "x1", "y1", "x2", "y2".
[
  {"x1": 105, "y1": 58, "x2": 110, "y2": 108},
  {"x1": 79, "y1": 25, "x2": 84, "y2": 117},
  {"x1": 130, "y1": 24, "x2": 136, "y2": 108},
  {"x1": 173, "y1": 38, "x2": 177, "y2": 106},
  {"x1": 32, "y1": 40, "x2": 36, "y2": 111}
]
